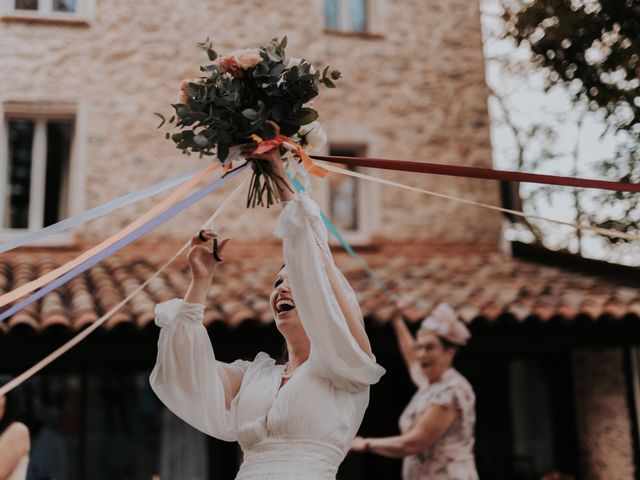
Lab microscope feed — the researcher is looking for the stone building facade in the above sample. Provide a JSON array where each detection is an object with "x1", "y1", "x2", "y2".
[{"x1": 0, "y1": 0, "x2": 500, "y2": 244}]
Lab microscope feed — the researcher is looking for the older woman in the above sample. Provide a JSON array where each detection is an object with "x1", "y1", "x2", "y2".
[
  {"x1": 351, "y1": 304, "x2": 478, "y2": 480},
  {"x1": 149, "y1": 150, "x2": 385, "y2": 479},
  {"x1": 0, "y1": 380, "x2": 30, "y2": 480}
]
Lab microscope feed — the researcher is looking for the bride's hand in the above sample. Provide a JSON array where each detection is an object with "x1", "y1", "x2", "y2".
[
  {"x1": 187, "y1": 230, "x2": 230, "y2": 280},
  {"x1": 242, "y1": 121, "x2": 286, "y2": 170},
  {"x1": 349, "y1": 436, "x2": 368, "y2": 453}
]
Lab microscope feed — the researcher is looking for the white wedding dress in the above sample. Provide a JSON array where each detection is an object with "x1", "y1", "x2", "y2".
[{"x1": 150, "y1": 193, "x2": 385, "y2": 479}]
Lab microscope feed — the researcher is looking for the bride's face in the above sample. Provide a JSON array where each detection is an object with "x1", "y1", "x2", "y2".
[{"x1": 270, "y1": 267, "x2": 302, "y2": 332}]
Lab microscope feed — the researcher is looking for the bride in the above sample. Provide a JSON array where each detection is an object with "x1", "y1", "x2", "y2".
[{"x1": 149, "y1": 149, "x2": 385, "y2": 479}]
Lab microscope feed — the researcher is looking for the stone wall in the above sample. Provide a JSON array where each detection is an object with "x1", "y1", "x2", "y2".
[
  {"x1": 0, "y1": 0, "x2": 500, "y2": 243},
  {"x1": 573, "y1": 349, "x2": 636, "y2": 479}
]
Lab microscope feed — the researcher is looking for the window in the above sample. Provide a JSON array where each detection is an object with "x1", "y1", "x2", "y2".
[
  {"x1": 2, "y1": 0, "x2": 94, "y2": 24},
  {"x1": 325, "y1": 0, "x2": 366, "y2": 32},
  {"x1": 318, "y1": 143, "x2": 377, "y2": 245},
  {"x1": 323, "y1": 0, "x2": 384, "y2": 36},
  {"x1": 507, "y1": 356, "x2": 578, "y2": 479},
  {"x1": 1, "y1": 102, "x2": 84, "y2": 244}
]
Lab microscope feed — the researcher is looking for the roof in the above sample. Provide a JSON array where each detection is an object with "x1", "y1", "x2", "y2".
[{"x1": 1, "y1": 242, "x2": 639, "y2": 334}]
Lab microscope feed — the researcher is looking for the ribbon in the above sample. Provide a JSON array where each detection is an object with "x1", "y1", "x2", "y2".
[
  {"x1": 0, "y1": 164, "x2": 248, "y2": 323},
  {"x1": 289, "y1": 175, "x2": 394, "y2": 301},
  {"x1": 310, "y1": 155, "x2": 640, "y2": 193},
  {"x1": 251, "y1": 125, "x2": 328, "y2": 178},
  {"x1": 318, "y1": 162, "x2": 640, "y2": 242},
  {"x1": 0, "y1": 174, "x2": 251, "y2": 397},
  {"x1": 0, "y1": 163, "x2": 220, "y2": 308},
  {"x1": 0, "y1": 168, "x2": 201, "y2": 254}
]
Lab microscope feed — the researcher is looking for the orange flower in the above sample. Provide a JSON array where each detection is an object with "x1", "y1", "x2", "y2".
[{"x1": 218, "y1": 55, "x2": 243, "y2": 78}]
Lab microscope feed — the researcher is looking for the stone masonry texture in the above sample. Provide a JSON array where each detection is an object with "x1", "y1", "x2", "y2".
[{"x1": 0, "y1": 0, "x2": 501, "y2": 244}]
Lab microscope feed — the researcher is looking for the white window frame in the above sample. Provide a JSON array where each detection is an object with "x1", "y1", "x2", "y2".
[
  {"x1": 1, "y1": 0, "x2": 95, "y2": 25},
  {"x1": 0, "y1": 101, "x2": 86, "y2": 246},
  {"x1": 320, "y1": 0, "x2": 385, "y2": 36},
  {"x1": 312, "y1": 139, "x2": 380, "y2": 246}
]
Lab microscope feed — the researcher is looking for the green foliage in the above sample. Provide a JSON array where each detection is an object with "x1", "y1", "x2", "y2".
[
  {"x1": 503, "y1": 1, "x2": 640, "y2": 243},
  {"x1": 156, "y1": 36, "x2": 341, "y2": 162},
  {"x1": 504, "y1": 0, "x2": 640, "y2": 136}
]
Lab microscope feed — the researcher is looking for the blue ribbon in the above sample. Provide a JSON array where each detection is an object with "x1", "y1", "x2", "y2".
[
  {"x1": 0, "y1": 168, "x2": 202, "y2": 254},
  {"x1": 0, "y1": 164, "x2": 248, "y2": 323}
]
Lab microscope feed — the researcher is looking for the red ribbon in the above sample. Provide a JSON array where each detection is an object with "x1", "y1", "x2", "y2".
[{"x1": 310, "y1": 155, "x2": 640, "y2": 193}]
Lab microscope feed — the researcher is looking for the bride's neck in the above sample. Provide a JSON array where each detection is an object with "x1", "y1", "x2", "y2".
[{"x1": 286, "y1": 337, "x2": 310, "y2": 368}]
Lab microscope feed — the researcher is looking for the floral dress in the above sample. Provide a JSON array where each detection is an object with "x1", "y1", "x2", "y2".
[
  {"x1": 149, "y1": 193, "x2": 385, "y2": 479},
  {"x1": 399, "y1": 368, "x2": 478, "y2": 480}
]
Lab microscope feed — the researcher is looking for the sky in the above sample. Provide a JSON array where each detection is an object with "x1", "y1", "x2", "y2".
[{"x1": 479, "y1": 0, "x2": 639, "y2": 266}]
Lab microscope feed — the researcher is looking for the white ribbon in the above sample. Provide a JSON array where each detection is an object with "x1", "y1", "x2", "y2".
[
  {"x1": 318, "y1": 162, "x2": 640, "y2": 242},
  {"x1": 0, "y1": 173, "x2": 250, "y2": 397},
  {"x1": 0, "y1": 167, "x2": 201, "y2": 253}
]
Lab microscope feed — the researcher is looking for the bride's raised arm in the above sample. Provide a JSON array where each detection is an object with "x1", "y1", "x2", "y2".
[
  {"x1": 149, "y1": 232, "x2": 250, "y2": 442},
  {"x1": 265, "y1": 151, "x2": 385, "y2": 392}
]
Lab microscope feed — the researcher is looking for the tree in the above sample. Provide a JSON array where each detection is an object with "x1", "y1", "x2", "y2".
[
  {"x1": 500, "y1": 0, "x2": 640, "y2": 244},
  {"x1": 503, "y1": 0, "x2": 640, "y2": 136}
]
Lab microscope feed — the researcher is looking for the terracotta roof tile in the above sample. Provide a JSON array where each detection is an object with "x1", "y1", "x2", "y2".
[{"x1": 0, "y1": 242, "x2": 638, "y2": 334}]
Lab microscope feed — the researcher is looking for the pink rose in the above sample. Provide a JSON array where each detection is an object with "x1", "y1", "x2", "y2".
[{"x1": 230, "y1": 48, "x2": 262, "y2": 69}]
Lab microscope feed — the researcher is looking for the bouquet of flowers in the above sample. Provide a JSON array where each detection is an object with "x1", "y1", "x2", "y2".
[{"x1": 156, "y1": 36, "x2": 341, "y2": 207}]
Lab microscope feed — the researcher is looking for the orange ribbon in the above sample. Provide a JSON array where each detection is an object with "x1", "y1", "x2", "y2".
[
  {"x1": 251, "y1": 132, "x2": 329, "y2": 178},
  {"x1": 0, "y1": 163, "x2": 219, "y2": 308}
]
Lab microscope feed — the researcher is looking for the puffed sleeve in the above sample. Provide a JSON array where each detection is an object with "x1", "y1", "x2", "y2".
[
  {"x1": 430, "y1": 373, "x2": 476, "y2": 431},
  {"x1": 149, "y1": 298, "x2": 251, "y2": 441},
  {"x1": 274, "y1": 192, "x2": 385, "y2": 392}
]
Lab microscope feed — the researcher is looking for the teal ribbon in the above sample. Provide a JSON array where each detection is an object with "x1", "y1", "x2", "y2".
[{"x1": 289, "y1": 175, "x2": 396, "y2": 302}]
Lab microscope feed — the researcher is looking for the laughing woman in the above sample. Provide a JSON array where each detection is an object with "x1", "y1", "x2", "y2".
[
  {"x1": 350, "y1": 304, "x2": 478, "y2": 480},
  {"x1": 149, "y1": 150, "x2": 385, "y2": 479}
]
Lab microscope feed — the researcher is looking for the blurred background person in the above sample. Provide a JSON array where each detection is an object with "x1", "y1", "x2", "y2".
[{"x1": 351, "y1": 304, "x2": 478, "y2": 479}]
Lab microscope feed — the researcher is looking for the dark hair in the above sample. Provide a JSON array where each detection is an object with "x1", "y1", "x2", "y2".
[
  {"x1": 279, "y1": 341, "x2": 289, "y2": 365},
  {"x1": 0, "y1": 376, "x2": 25, "y2": 434}
]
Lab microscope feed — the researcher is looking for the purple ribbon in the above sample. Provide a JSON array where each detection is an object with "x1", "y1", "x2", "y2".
[{"x1": 0, "y1": 164, "x2": 248, "y2": 323}]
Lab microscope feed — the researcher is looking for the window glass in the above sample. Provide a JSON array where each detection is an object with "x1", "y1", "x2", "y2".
[
  {"x1": 324, "y1": 0, "x2": 339, "y2": 29},
  {"x1": 53, "y1": 0, "x2": 76, "y2": 12},
  {"x1": 14, "y1": 0, "x2": 38, "y2": 11},
  {"x1": 348, "y1": 0, "x2": 367, "y2": 32},
  {"x1": 44, "y1": 120, "x2": 73, "y2": 227},
  {"x1": 6, "y1": 120, "x2": 35, "y2": 229}
]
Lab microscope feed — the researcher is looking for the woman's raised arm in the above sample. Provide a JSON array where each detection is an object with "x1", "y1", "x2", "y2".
[
  {"x1": 392, "y1": 314, "x2": 427, "y2": 388},
  {"x1": 255, "y1": 149, "x2": 384, "y2": 392},
  {"x1": 150, "y1": 233, "x2": 249, "y2": 441}
]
